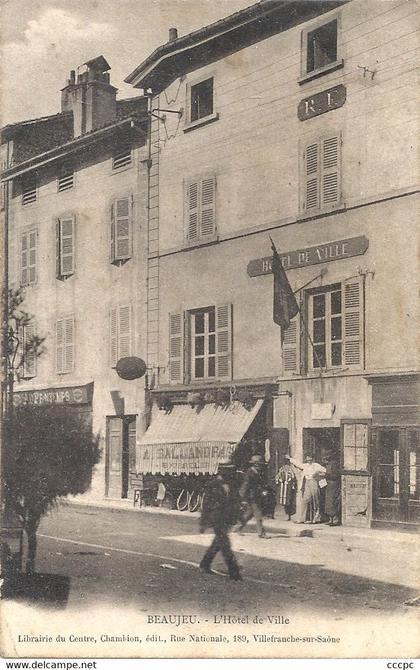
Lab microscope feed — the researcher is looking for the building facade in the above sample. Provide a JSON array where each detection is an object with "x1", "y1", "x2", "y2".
[
  {"x1": 2, "y1": 57, "x2": 149, "y2": 501},
  {"x1": 126, "y1": 0, "x2": 419, "y2": 528}
]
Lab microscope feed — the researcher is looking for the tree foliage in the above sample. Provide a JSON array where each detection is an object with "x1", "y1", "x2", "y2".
[
  {"x1": 5, "y1": 405, "x2": 101, "y2": 572},
  {"x1": 6, "y1": 287, "x2": 45, "y2": 380}
]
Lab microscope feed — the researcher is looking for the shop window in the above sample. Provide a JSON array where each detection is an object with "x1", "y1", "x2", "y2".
[
  {"x1": 185, "y1": 176, "x2": 216, "y2": 244},
  {"x1": 190, "y1": 78, "x2": 213, "y2": 123},
  {"x1": 56, "y1": 315, "x2": 75, "y2": 374},
  {"x1": 378, "y1": 430, "x2": 400, "y2": 498},
  {"x1": 281, "y1": 277, "x2": 364, "y2": 376},
  {"x1": 301, "y1": 134, "x2": 341, "y2": 214},
  {"x1": 110, "y1": 305, "x2": 132, "y2": 367},
  {"x1": 111, "y1": 196, "x2": 132, "y2": 262},
  {"x1": 168, "y1": 304, "x2": 232, "y2": 384},
  {"x1": 56, "y1": 215, "x2": 75, "y2": 279},
  {"x1": 342, "y1": 421, "x2": 369, "y2": 471},
  {"x1": 20, "y1": 228, "x2": 37, "y2": 286}
]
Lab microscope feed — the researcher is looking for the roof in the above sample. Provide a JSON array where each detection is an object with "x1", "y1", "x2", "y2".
[
  {"x1": 1, "y1": 112, "x2": 73, "y2": 141},
  {"x1": 125, "y1": 0, "x2": 346, "y2": 91}
]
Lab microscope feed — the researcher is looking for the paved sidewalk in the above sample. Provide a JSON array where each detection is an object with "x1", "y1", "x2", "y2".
[{"x1": 63, "y1": 496, "x2": 419, "y2": 546}]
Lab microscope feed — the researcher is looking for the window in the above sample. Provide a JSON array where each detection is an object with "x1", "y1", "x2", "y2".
[
  {"x1": 110, "y1": 305, "x2": 132, "y2": 367},
  {"x1": 20, "y1": 229, "x2": 37, "y2": 286},
  {"x1": 56, "y1": 316, "x2": 75, "y2": 374},
  {"x1": 302, "y1": 134, "x2": 341, "y2": 213},
  {"x1": 378, "y1": 431, "x2": 400, "y2": 498},
  {"x1": 190, "y1": 78, "x2": 213, "y2": 123},
  {"x1": 22, "y1": 176, "x2": 37, "y2": 205},
  {"x1": 56, "y1": 216, "x2": 75, "y2": 279},
  {"x1": 342, "y1": 421, "x2": 369, "y2": 471},
  {"x1": 281, "y1": 278, "x2": 364, "y2": 375},
  {"x1": 307, "y1": 20, "x2": 337, "y2": 74},
  {"x1": 168, "y1": 304, "x2": 232, "y2": 384},
  {"x1": 19, "y1": 323, "x2": 37, "y2": 379},
  {"x1": 409, "y1": 430, "x2": 420, "y2": 501},
  {"x1": 112, "y1": 146, "x2": 132, "y2": 171},
  {"x1": 111, "y1": 196, "x2": 132, "y2": 262},
  {"x1": 57, "y1": 165, "x2": 74, "y2": 192},
  {"x1": 185, "y1": 176, "x2": 216, "y2": 243}
]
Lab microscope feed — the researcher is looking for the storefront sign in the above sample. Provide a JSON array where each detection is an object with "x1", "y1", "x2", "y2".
[
  {"x1": 138, "y1": 442, "x2": 236, "y2": 476},
  {"x1": 13, "y1": 382, "x2": 94, "y2": 407},
  {"x1": 247, "y1": 236, "x2": 368, "y2": 277},
  {"x1": 298, "y1": 84, "x2": 346, "y2": 121},
  {"x1": 341, "y1": 474, "x2": 371, "y2": 528}
]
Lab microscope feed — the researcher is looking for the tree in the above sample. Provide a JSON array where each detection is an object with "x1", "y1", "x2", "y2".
[{"x1": 5, "y1": 405, "x2": 101, "y2": 573}]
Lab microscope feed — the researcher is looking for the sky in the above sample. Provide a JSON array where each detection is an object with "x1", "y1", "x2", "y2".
[{"x1": 0, "y1": 0, "x2": 253, "y2": 126}]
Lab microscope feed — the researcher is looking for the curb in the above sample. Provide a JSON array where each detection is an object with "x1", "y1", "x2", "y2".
[{"x1": 60, "y1": 498, "x2": 418, "y2": 545}]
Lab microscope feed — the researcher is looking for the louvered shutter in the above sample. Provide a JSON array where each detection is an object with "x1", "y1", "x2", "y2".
[
  {"x1": 114, "y1": 197, "x2": 131, "y2": 260},
  {"x1": 56, "y1": 319, "x2": 64, "y2": 373},
  {"x1": 28, "y1": 231, "x2": 37, "y2": 283},
  {"x1": 215, "y1": 304, "x2": 232, "y2": 380},
  {"x1": 342, "y1": 277, "x2": 364, "y2": 369},
  {"x1": 56, "y1": 221, "x2": 61, "y2": 277},
  {"x1": 23, "y1": 323, "x2": 36, "y2": 377},
  {"x1": 110, "y1": 307, "x2": 118, "y2": 367},
  {"x1": 282, "y1": 315, "x2": 301, "y2": 374},
  {"x1": 304, "y1": 142, "x2": 319, "y2": 212},
  {"x1": 110, "y1": 202, "x2": 115, "y2": 261},
  {"x1": 59, "y1": 216, "x2": 75, "y2": 276},
  {"x1": 169, "y1": 311, "x2": 184, "y2": 384},
  {"x1": 321, "y1": 134, "x2": 341, "y2": 208},
  {"x1": 200, "y1": 176, "x2": 216, "y2": 238},
  {"x1": 21, "y1": 233, "x2": 28, "y2": 285},
  {"x1": 64, "y1": 316, "x2": 75, "y2": 372},
  {"x1": 187, "y1": 182, "x2": 199, "y2": 242},
  {"x1": 118, "y1": 305, "x2": 131, "y2": 358}
]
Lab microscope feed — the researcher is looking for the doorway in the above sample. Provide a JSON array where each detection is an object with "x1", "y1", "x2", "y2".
[
  {"x1": 303, "y1": 427, "x2": 341, "y2": 519},
  {"x1": 106, "y1": 415, "x2": 137, "y2": 499}
]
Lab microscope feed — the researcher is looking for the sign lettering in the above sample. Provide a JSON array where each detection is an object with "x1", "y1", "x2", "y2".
[
  {"x1": 247, "y1": 236, "x2": 368, "y2": 278},
  {"x1": 298, "y1": 84, "x2": 346, "y2": 121},
  {"x1": 13, "y1": 382, "x2": 94, "y2": 407}
]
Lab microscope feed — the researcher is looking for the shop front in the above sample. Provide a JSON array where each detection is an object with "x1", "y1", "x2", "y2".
[{"x1": 367, "y1": 373, "x2": 420, "y2": 530}]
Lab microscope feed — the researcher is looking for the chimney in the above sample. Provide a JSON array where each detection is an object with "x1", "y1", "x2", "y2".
[
  {"x1": 61, "y1": 56, "x2": 117, "y2": 137},
  {"x1": 168, "y1": 27, "x2": 178, "y2": 41}
]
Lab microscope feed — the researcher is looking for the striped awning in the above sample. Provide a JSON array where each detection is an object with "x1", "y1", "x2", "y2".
[{"x1": 137, "y1": 399, "x2": 263, "y2": 475}]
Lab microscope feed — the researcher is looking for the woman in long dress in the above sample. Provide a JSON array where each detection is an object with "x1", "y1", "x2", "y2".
[{"x1": 286, "y1": 454, "x2": 326, "y2": 524}]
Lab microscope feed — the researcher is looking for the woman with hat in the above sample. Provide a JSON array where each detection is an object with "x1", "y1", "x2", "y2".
[{"x1": 285, "y1": 454, "x2": 326, "y2": 524}]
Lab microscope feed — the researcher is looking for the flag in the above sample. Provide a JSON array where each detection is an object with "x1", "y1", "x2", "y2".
[{"x1": 270, "y1": 236, "x2": 299, "y2": 339}]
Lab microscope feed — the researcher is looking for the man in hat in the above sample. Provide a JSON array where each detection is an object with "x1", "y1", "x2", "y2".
[
  {"x1": 199, "y1": 462, "x2": 242, "y2": 581},
  {"x1": 235, "y1": 454, "x2": 267, "y2": 538},
  {"x1": 286, "y1": 454, "x2": 326, "y2": 523}
]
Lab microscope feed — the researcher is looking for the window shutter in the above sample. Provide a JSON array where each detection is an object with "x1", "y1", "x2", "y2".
[
  {"x1": 169, "y1": 311, "x2": 184, "y2": 384},
  {"x1": 304, "y1": 142, "x2": 319, "y2": 212},
  {"x1": 64, "y1": 316, "x2": 75, "y2": 373},
  {"x1": 114, "y1": 197, "x2": 131, "y2": 260},
  {"x1": 200, "y1": 176, "x2": 216, "y2": 238},
  {"x1": 110, "y1": 202, "x2": 116, "y2": 261},
  {"x1": 23, "y1": 323, "x2": 36, "y2": 378},
  {"x1": 28, "y1": 231, "x2": 37, "y2": 284},
  {"x1": 118, "y1": 305, "x2": 131, "y2": 359},
  {"x1": 282, "y1": 315, "x2": 301, "y2": 374},
  {"x1": 342, "y1": 276, "x2": 364, "y2": 369},
  {"x1": 59, "y1": 216, "x2": 75, "y2": 276},
  {"x1": 215, "y1": 303, "x2": 232, "y2": 380},
  {"x1": 21, "y1": 233, "x2": 28, "y2": 285},
  {"x1": 110, "y1": 307, "x2": 118, "y2": 367},
  {"x1": 187, "y1": 182, "x2": 199, "y2": 242},
  {"x1": 321, "y1": 134, "x2": 341, "y2": 207},
  {"x1": 56, "y1": 319, "x2": 64, "y2": 373},
  {"x1": 56, "y1": 221, "x2": 61, "y2": 278}
]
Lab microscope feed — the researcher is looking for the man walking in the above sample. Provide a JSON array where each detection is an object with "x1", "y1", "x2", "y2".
[
  {"x1": 199, "y1": 463, "x2": 242, "y2": 581},
  {"x1": 236, "y1": 454, "x2": 267, "y2": 538}
]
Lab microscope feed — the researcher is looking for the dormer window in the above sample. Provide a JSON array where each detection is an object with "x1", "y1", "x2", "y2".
[{"x1": 112, "y1": 146, "x2": 132, "y2": 171}]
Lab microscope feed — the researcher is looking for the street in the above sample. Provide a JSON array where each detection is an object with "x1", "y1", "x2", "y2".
[{"x1": 1, "y1": 504, "x2": 419, "y2": 658}]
